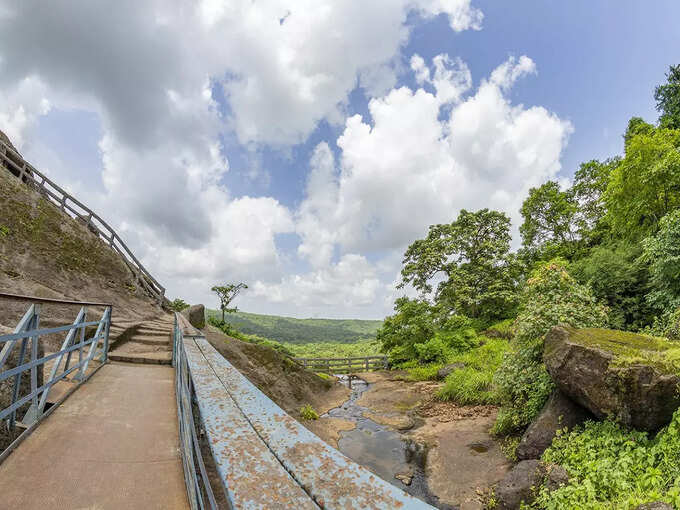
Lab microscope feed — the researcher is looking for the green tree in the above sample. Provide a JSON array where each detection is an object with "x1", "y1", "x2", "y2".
[
  {"x1": 655, "y1": 64, "x2": 680, "y2": 129},
  {"x1": 376, "y1": 297, "x2": 437, "y2": 362},
  {"x1": 520, "y1": 181, "x2": 578, "y2": 258},
  {"x1": 642, "y1": 209, "x2": 680, "y2": 312},
  {"x1": 211, "y1": 282, "x2": 248, "y2": 321},
  {"x1": 570, "y1": 243, "x2": 654, "y2": 330},
  {"x1": 605, "y1": 127, "x2": 680, "y2": 239},
  {"x1": 400, "y1": 209, "x2": 519, "y2": 322},
  {"x1": 168, "y1": 298, "x2": 190, "y2": 312},
  {"x1": 571, "y1": 158, "x2": 618, "y2": 242}
]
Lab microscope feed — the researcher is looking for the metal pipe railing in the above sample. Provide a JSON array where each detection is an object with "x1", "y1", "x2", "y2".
[
  {"x1": 173, "y1": 313, "x2": 219, "y2": 510},
  {"x1": 0, "y1": 139, "x2": 165, "y2": 303},
  {"x1": 0, "y1": 302, "x2": 111, "y2": 434}
]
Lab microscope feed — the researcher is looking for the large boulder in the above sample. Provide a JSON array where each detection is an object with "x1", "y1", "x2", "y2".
[
  {"x1": 517, "y1": 391, "x2": 591, "y2": 460},
  {"x1": 494, "y1": 460, "x2": 568, "y2": 510},
  {"x1": 186, "y1": 304, "x2": 205, "y2": 330},
  {"x1": 544, "y1": 326, "x2": 680, "y2": 431}
]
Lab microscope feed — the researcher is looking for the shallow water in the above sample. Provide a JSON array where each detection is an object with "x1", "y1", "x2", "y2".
[{"x1": 324, "y1": 375, "x2": 455, "y2": 509}]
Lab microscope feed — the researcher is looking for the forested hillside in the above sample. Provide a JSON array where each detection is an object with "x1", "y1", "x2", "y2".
[
  {"x1": 206, "y1": 309, "x2": 382, "y2": 345},
  {"x1": 376, "y1": 64, "x2": 680, "y2": 509}
]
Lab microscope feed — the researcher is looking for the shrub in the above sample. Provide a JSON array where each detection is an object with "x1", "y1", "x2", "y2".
[
  {"x1": 414, "y1": 336, "x2": 448, "y2": 363},
  {"x1": 535, "y1": 410, "x2": 680, "y2": 509},
  {"x1": 299, "y1": 404, "x2": 319, "y2": 421},
  {"x1": 493, "y1": 259, "x2": 608, "y2": 435},
  {"x1": 169, "y1": 298, "x2": 190, "y2": 312}
]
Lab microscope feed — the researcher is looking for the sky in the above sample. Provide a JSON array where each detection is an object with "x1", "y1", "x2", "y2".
[{"x1": 1, "y1": 1, "x2": 679, "y2": 319}]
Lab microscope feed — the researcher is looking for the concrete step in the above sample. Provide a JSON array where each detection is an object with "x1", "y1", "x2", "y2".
[
  {"x1": 130, "y1": 336, "x2": 171, "y2": 346},
  {"x1": 109, "y1": 342, "x2": 172, "y2": 365}
]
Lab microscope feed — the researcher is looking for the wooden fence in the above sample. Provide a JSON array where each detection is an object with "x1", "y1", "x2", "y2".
[
  {"x1": 0, "y1": 139, "x2": 165, "y2": 303},
  {"x1": 293, "y1": 356, "x2": 388, "y2": 374}
]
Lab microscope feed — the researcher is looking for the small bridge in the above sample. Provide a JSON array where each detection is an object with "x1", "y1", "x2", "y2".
[
  {"x1": 293, "y1": 355, "x2": 388, "y2": 373},
  {"x1": 0, "y1": 295, "x2": 434, "y2": 509}
]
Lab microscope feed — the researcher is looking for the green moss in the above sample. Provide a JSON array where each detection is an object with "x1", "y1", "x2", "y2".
[{"x1": 568, "y1": 327, "x2": 680, "y2": 374}]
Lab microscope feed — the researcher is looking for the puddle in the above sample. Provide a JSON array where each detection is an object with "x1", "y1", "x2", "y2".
[{"x1": 324, "y1": 375, "x2": 456, "y2": 509}]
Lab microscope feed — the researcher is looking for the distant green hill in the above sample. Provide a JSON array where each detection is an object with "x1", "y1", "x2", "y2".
[{"x1": 207, "y1": 309, "x2": 382, "y2": 345}]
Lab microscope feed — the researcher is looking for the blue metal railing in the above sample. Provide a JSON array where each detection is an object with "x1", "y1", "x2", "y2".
[
  {"x1": 173, "y1": 313, "x2": 219, "y2": 510},
  {"x1": 0, "y1": 297, "x2": 111, "y2": 436}
]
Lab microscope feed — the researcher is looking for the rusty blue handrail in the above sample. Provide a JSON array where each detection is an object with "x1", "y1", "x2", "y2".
[
  {"x1": 174, "y1": 312, "x2": 434, "y2": 509},
  {"x1": 173, "y1": 314, "x2": 218, "y2": 510},
  {"x1": 0, "y1": 302, "x2": 111, "y2": 434}
]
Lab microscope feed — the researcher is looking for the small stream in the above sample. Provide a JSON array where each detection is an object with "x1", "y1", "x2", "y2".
[{"x1": 324, "y1": 375, "x2": 455, "y2": 509}]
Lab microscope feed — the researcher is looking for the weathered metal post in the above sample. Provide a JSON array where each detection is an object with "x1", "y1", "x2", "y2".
[{"x1": 24, "y1": 304, "x2": 41, "y2": 424}]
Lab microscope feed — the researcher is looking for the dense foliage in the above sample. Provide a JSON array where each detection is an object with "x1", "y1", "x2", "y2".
[
  {"x1": 493, "y1": 260, "x2": 608, "y2": 435},
  {"x1": 533, "y1": 410, "x2": 680, "y2": 509},
  {"x1": 374, "y1": 62, "x2": 680, "y2": 510}
]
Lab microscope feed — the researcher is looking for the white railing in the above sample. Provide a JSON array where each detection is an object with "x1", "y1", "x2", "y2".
[{"x1": 0, "y1": 139, "x2": 165, "y2": 303}]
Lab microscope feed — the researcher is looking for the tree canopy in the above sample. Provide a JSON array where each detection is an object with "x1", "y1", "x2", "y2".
[{"x1": 211, "y1": 282, "x2": 248, "y2": 321}]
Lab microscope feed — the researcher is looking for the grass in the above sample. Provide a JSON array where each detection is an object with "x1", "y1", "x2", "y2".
[
  {"x1": 285, "y1": 339, "x2": 382, "y2": 359},
  {"x1": 299, "y1": 404, "x2": 319, "y2": 420},
  {"x1": 436, "y1": 337, "x2": 509, "y2": 405}
]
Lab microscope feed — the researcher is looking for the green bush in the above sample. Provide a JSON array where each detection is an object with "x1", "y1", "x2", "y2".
[
  {"x1": 406, "y1": 364, "x2": 442, "y2": 381},
  {"x1": 436, "y1": 338, "x2": 508, "y2": 405},
  {"x1": 534, "y1": 410, "x2": 680, "y2": 509},
  {"x1": 493, "y1": 259, "x2": 608, "y2": 435},
  {"x1": 299, "y1": 404, "x2": 319, "y2": 421},
  {"x1": 414, "y1": 336, "x2": 448, "y2": 363}
]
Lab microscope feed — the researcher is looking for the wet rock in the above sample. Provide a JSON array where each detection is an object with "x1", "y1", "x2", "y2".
[
  {"x1": 635, "y1": 503, "x2": 673, "y2": 510},
  {"x1": 516, "y1": 391, "x2": 591, "y2": 460},
  {"x1": 494, "y1": 460, "x2": 566, "y2": 510},
  {"x1": 186, "y1": 304, "x2": 205, "y2": 330},
  {"x1": 437, "y1": 362, "x2": 465, "y2": 380},
  {"x1": 544, "y1": 325, "x2": 680, "y2": 431}
]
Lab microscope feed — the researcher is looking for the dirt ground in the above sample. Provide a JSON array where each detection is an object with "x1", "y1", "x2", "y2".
[{"x1": 356, "y1": 371, "x2": 512, "y2": 510}]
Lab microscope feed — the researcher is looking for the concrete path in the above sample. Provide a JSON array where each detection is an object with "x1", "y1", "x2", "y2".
[{"x1": 0, "y1": 362, "x2": 188, "y2": 510}]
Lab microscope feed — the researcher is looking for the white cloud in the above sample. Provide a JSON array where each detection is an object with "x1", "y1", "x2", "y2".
[{"x1": 287, "y1": 54, "x2": 571, "y2": 315}]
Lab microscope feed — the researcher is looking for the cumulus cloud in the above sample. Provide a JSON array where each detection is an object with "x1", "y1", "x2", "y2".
[
  {"x1": 287, "y1": 54, "x2": 571, "y2": 314},
  {"x1": 0, "y1": 0, "x2": 484, "y2": 315}
]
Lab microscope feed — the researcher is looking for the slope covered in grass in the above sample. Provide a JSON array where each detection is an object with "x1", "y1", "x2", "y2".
[{"x1": 206, "y1": 309, "x2": 382, "y2": 345}]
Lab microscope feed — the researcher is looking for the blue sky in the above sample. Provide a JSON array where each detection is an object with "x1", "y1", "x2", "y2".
[{"x1": 1, "y1": 1, "x2": 679, "y2": 318}]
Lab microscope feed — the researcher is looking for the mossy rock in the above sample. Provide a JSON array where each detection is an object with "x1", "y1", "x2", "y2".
[{"x1": 544, "y1": 325, "x2": 680, "y2": 431}]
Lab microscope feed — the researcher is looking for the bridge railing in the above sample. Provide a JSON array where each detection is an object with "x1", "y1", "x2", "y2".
[
  {"x1": 0, "y1": 138, "x2": 165, "y2": 304},
  {"x1": 0, "y1": 294, "x2": 112, "y2": 455},
  {"x1": 173, "y1": 313, "x2": 433, "y2": 509},
  {"x1": 173, "y1": 313, "x2": 218, "y2": 510},
  {"x1": 293, "y1": 355, "x2": 388, "y2": 373}
]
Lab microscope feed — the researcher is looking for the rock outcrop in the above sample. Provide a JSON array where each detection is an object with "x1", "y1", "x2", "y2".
[
  {"x1": 517, "y1": 391, "x2": 591, "y2": 460},
  {"x1": 544, "y1": 325, "x2": 680, "y2": 431},
  {"x1": 436, "y1": 362, "x2": 465, "y2": 380},
  {"x1": 186, "y1": 304, "x2": 206, "y2": 330},
  {"x1": 494, "y1": 460, "x2": 568, "y2": 510}
]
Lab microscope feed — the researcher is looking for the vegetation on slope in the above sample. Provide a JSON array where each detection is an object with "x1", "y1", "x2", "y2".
[{"x1": 206, "y1": 308, "x2": 382, "y2": 345}]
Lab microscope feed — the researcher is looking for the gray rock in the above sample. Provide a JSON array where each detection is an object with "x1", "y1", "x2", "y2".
[
  {"x1": 635, "y1": 503, "x2": 674, "y2": 510},
  {"x1": 544, "y1": 325, "x2": 680, "y2": 431},
  {"x1": 187, "y1": 304, "x2": 205, "y2": 330},
  {"x1": 437, "y1": 362, "x2": 465, "y2": 379},
  {"x1": 543, "y1": 464, "x2": 569, "y2": 492},
  {"x1": 495, "y1": 460, "x2": 567, "y2": 510},
  {"x1": 494, "y1": 460, "x2": 544, "y2": 510},
  {"x1": 516, "y1": 391, "x2": 591, "y2": 460}
]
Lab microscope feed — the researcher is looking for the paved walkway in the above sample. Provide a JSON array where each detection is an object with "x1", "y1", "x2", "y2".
[{"x1": 0, "y1": 362, "x2": 188, "y2": 509}]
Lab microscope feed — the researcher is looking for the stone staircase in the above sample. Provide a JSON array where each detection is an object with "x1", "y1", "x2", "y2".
[{"x1": 108, "y1": 315, "x2": 174, "y2": 365}]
